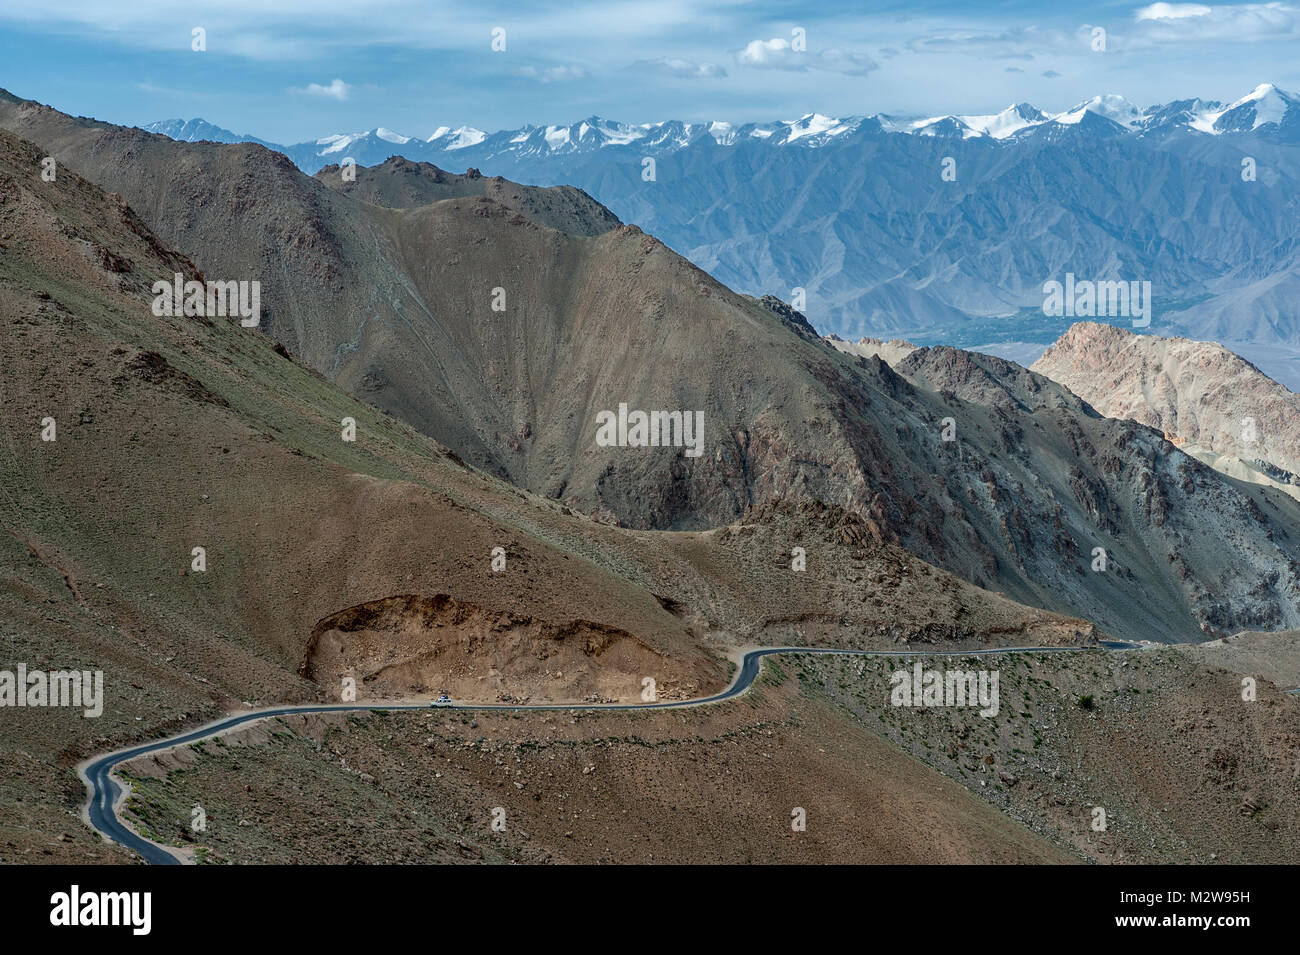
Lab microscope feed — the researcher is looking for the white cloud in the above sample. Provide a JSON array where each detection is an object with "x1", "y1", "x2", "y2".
[
  {"x1": 1135, "y1": 3, "x2": 1213, "y2": 20},
  {"x1": 0, "y1": 0, "x2": 713, "y2": 58},
  {"x1": 817, "y1": 49, "x2": 881, "y2": 76},
  {"x1": 737, "y1": 37, "x2": 794, "y2": 68},
  {"x1": 903, "y1": 6, "x2": 1298, "y2": 60},
  {"x1": 904, "y1": 26, "x2": 1073, "y2": 60},
  {"x1": 1128, "y1": 2, "x2": 1300, "y2": 42},
  {"x1": 516, "y1": 65, "x2": 588, "y2": 83},
  {"x1": 296, "y1": 78, "x2": 350, "y2": 100},
  {"x1": 630, "y1": 57, "x2": 726, "y2": 79},
  {"x1": 736, "y1": 38, "x2": 878, "y2": 75},
  {"x1": 134, "y1": 80, "x2": 189, "y2": 95}
]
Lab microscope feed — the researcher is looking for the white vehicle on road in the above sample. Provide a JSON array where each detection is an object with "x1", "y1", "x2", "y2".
[{"x1": 429, "y1": 694, "x2": 453, "y2": 707}]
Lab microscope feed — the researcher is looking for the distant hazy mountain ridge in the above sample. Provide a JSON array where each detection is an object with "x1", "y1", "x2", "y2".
[
  {"x1": 8, "y1": 87, "x2": 1300, "y2": 643},
  {"x1": 145, "y1": 83, "x2": 1300, "y2": 165},
  {"x1": 144, "y1": 84, "x2": 1300, "y2": 386}
]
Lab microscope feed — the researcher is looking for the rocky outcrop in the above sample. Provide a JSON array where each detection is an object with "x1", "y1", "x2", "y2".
[{"x1": 1033, "y1": 322, "x2": 1300, "y2": 495}]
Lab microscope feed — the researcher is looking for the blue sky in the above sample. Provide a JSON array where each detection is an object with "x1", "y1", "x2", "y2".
[{"x1": 1, "y1": 1, "x2": 1298, "y2": 142}]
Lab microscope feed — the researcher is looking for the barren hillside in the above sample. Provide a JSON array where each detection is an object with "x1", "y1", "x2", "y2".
[
  {"x1": 7, "y1": 93, "x2": 1300, "y2": 644},
  {"x1": 0, "y1": 124, "x2": 1092, "y2": 862},
  {"x1": 1033, "y1": 322, "x2": 1300, "y2": 500}
]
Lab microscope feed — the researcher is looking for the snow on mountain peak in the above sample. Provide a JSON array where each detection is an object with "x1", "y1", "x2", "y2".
[
  {"x1": 543, "y1": 125, "x2": 570, "y2": 149},
  {"x1": 1054, "y1": 94, "x2": 1141, "y2": 129},
  {"x1": 1227, "y1": 83, "x2": 1295, "y2": 127},
  {"x1": 152, "y1": 83, "x2": 1300, "y2": 171},
  {"x1": 587, "y1": 117, "x2": 649, "y2": 146},
  {"x1": 316, "y1": 132, "x2": 360, "y2": 154},
  {"x1": 782, "y1": 113, "x2": 853, "y2": 142},
  {"x1": 1188, "y1": 82, "x2": 1297, "y2": 133},
  {"x1": 707, "y1": 120, "x2": 735, "y2": 144},
  {"x1": 431, "y1": 125, "x2": 486, "y2": 149},
  {"x1": 955, "y1": 103, "x2": 1046, "y2": 139}
]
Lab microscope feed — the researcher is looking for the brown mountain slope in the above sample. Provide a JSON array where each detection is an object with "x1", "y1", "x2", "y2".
[
  {"x1": 1033, "y1": 322, "x2": 1300, "y2": 496},
  {"x1": 4, "y1": 90, "x2": 1300, "y2": 644},
  {"x1": 887, "y1": 345, "x2": 1300, "y2": 640},
  {"x1": 314, "y1": 155, "x2": 621, "y2": 236},
  {"x1": 112, "y1": 673, "x2": 1079, "y2": 864},
  {"x1": 0, "y1": 124, "x2": 1092, "y2": 862},
  {"x1": 804, "y1": 647, "x2": 1300, "y2": 864},
  {"x1": 0, "y1": 124, "x2": 730, "y2": 715}
]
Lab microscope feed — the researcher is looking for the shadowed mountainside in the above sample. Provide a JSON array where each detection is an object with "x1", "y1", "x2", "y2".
[
  {"x1": 314, "y1": 155, "x2": 622, "y2": 237},
  {"x1": 0, "y1": 122, "x2": 1104, "y2": 861},
  {"x1": 4, "y1": 91, "x2": 1300, "y2": 645}
]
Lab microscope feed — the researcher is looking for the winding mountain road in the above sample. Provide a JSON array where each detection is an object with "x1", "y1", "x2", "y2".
[{"x1": 80, "y1": 641, "x2": 1147, "y2": 865}]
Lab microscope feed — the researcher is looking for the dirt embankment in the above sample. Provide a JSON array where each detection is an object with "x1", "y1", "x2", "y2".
[{"x1": 299, "y1": 594, "x2": 697, "y2": 703}]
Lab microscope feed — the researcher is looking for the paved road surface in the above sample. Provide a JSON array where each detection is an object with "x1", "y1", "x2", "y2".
[{"x1": 81, "y1": 641, "x2": 1152, "y2": 864}]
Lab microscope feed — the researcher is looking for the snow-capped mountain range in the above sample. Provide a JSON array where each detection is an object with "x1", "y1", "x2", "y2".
[
  {"x1": 146, "y1": 83, "x2": 1300, "y2": 167},
  {"x1": 143, "y1": 83, "x2": 1300, "y2": 389}
]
